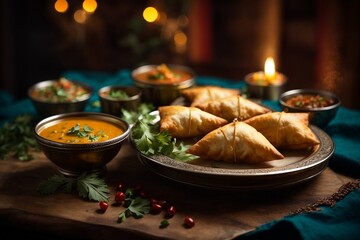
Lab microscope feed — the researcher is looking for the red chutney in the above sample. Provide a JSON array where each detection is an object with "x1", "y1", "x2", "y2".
[
  {"x1": 285, "y1": 94, "x2": 335, "y2": 109},
  {"x1": 134, "y1": 64, "x2": 192, "y2": 85}
]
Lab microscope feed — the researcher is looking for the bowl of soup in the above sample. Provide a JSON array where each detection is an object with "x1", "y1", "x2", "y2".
[
  {"x1": 98, "y1": 86, "x2": 141, "y2": 116},
  {"x1": 132, "y1": 64, "x2": 195, "y2": 106},
  {"x1": 28, "y1": 78, "x2": 92, "y2": 118},
  {"x1": 279, "y1": 89, "x2": 341, "y2": 127},
  {"x1": 34, "y1": 112, "x2": 130, "y2": 176}
]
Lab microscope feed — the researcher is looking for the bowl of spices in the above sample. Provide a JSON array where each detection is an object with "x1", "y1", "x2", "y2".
[
  {"x1": 34, "y1": 112, "x2": 130, "y2": 176},
  {"x1": 132, "y1": 63, "x2": 195, "y2": 106},
  {"x1": 98, "y1": 86, "x2": 141, "y2": 116},
  {"x1": 28, "y1": 78, "x2": 92, "y2": 118},
  {"x1": 279, "y1": 89, "x2": 341, "y2": 127}
]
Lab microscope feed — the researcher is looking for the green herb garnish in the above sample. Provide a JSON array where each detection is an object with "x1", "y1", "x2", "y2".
[
  {"x1": 37, "y1": 172, "x2": 110, "y2": 202},
  {"x1": 66, "y1": 124, "x2": 101, "y2": 142},
  {"x1": 0, "y1": 114, "x2": 38, "y2": 161},
  {"x1": 121, "y1": 103, "x2": 154, "y2": 125},
  {"x1": 109, "y1": 89, "x2": 129, "y2": 99},
  {"x1": 131, "y1": 114, "x2": 197, "y2": 162},
  {"x1": 159, "y1": 220, "x2": 170, "y2": 228},
  {"x1": 118, "y1": 196, "x2": 150, "y2": 222}
]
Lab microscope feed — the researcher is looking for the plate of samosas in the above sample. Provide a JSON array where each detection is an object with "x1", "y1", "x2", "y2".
[{"x1": 132, "y1": 86, "x2": 334, "y2": 190}]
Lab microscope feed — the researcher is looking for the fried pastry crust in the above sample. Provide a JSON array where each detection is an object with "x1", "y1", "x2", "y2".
[
  {"x1": 187, "y1": 121, "x2": 284, "y2": 164},
  {"x1": 196, "y1": 95, "x2": 271, "y2": 121},
  {"x1": 158, "y1": 106, "x2": 228, "y2": 138},
  {"x1": 181, "y1": 86, "x2": 240, "y2": 107},
  {"x1": 244, "y1": 112, "x2": 320, "y2": 150}
]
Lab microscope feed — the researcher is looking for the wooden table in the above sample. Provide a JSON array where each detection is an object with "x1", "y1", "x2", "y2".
[{"x1": 0, "y1": 142, "x2": 354, "y2": 240}]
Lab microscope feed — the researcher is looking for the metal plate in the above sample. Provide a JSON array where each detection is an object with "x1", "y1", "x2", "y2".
[{"x1": 131, "y1": 112, "x2": 334, "y2": 190}]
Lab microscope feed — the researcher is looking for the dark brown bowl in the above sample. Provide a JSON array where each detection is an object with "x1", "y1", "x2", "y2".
[
  {"x1": 28, "y1": 80, "x2": 92, "y2": 118},
  {"x1": 279, "y1": 89, "x2": 341, "y2": 127},
  {"x1": 34, "y1": 112, "x2": 130, "y2": 176},
  {"x1": 131, "y1": 64, "x2": 195, "y2": 106}
]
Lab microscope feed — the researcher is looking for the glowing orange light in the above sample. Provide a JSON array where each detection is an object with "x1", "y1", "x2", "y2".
[
  {"x1": 54, "y1": 0, "x2": 68, "y2": 13},
  {"x1": 83, "y1": 0, "x2": 97, "y2": 13},
  {"x1": 74, "y1": 9, "x2": 87, "y2": 24},
  {"x1": 264, "y1": 57, "x2": 276, "y2": 80},
  {"x1": 174, "y1": 31, "x2": 187, "y2": 46},
  {"x1": 143, "y1": 7, "x2": 159, "y2": 23}
]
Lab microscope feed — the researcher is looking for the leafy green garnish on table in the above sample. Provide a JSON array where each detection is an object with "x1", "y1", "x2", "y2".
[
  {"x1": 131, "y1": 114, "x2": 197, "y2": 162},
  {"x1": 0, "y1": 114, "x2": 38, "y2": 161},
  {"x1": 118, "y1": 192, "x2": 151, "y2": 222},
  {"x1": 37, "y1": 172, "x2": 110, "y2": 202}
]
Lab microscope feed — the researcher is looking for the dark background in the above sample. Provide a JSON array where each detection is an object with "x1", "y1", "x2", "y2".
[{"x1": 1, "y1": 0, "x2": 359, "y2": 109}]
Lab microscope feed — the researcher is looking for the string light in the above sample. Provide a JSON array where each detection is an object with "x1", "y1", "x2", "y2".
[
  {"x1": 83, "y1": 0, "x2": 97, "y2": 13},
  {"x1": 54, "y1": 0, "x2": 68, "y2": 13},
  {"x1": 143, "y1": 7, "x2": 159, "y2": 23}
]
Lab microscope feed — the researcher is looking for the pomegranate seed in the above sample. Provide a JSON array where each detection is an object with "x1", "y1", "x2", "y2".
[
  {"x1": 116, "y1": 182, "x2": 126, "y2": 192},
  {"x1": 99, "y1": 201, "x2": 108, "y2": 212},
  {"x1": 184, "y1": 216, "x2": 195, "y2": 228},
  {"x1": 151, "y1": 203, "x2": 163, "y2": 214},
  {"x1": 166, "y1": 205, "x2": 176, "y2": 218},
  {"x1": 115, "y1": 191, "x2": 126, "y2": 203}
]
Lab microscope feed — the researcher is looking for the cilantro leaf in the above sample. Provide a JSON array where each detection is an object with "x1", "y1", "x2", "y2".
[
  {"x1": 131, "y1": 116, "x2": 197, "y2": 162},
  {"x1": 37, "y1": 172, "x2": 109, "y2": 202},
  {"x1": 37, "y1": 174, "x2": 73, "y2": 195},
  {"x1": 121, "y1": 103, "x2": 154, "y2": 125},
  {"x1": 0, "y1": 114, "x2": 38, "y2": 161},
  {"x1": 118, "y1": 197, "x2": 150, "y2": 222},
  {"x1": 76, "y1": 172, "x2": 110, "y2": 202}
]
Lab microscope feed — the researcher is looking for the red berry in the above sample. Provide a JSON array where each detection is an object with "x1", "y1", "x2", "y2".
[
  {"x1": 157, "y1": 200, "x2": 167, "y2": 208},
  {"x1": 151, "y1": 203, "x2": 163, "y2": 214},
  {"x1": 99, "y1": 201, "x2": 108, "y2": 211},
  {"x1": 116, "y1": 182, "x2": 126, "y2": 192},
  {"x1": 184, "y1": 216, "x2": 195, "y2": 228},
  {"x1": 166, "y1": 205, "x2": 176, "y2": 218},
  {"x1": 115, "y1": 191, "x2": 126, "y2": 203}
]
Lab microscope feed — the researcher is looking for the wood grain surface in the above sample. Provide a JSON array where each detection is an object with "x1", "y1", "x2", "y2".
[{"x1": 0, "y1": 142, "x2": 353, "y2": 240}]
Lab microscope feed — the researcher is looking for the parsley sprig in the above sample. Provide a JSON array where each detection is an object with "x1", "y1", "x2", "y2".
[
  {"x1": 131, "y1": 114, "x2": 197, "y2": 162},
  {"x1": 118, "y1": 188, "x2": 151, "y2": 222},
  {"x1": 0, "y1": 114, "x2": 38, "y2": 161},
  {"x1": 121, "y1": 103, "x2": 154, "y2": 125},
  {"x1": 37, "y1": 172, "x2": 110, "y2": 202},
  {"x1": 66, "y1": 124, "x2": 101, "y2": 142}
]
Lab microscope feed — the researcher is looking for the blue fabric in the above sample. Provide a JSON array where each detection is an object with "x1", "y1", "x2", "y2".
[{"x1": 1, "y1": 69, "x2": 359, "y2": 239}]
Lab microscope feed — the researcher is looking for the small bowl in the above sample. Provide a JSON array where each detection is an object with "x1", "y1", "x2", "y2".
[
  {"x1": 34, "y1": 112, "x2": 130, "y2": 176},
  {"x1": 279, "y1": 89, "x2": 341, "y2": 127},
  {"x1": 245, "y1": 72, "x2": 287, "y2": 100},
  {"x1": 28, "y1": 79, "x2": 92, "y2": 118},
  {"x1": 131, "y1": 64, "x2": 195, "y2": 106},
  {"x1": 98, "y1": 86, "x2": 141, "y2": 116}
]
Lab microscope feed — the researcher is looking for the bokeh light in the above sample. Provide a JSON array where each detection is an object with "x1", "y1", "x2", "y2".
[
  {"x1": 54, "y1": 0, "x2": 69, "y2": 13},
  {"x1": 83, "y1": 0, "x2": 97, "y2": 13},
  {"x1": 143, "y1": 7, "x2": 159, "y2": 23},
  {"x1": 74, "y1": 9, "x2": 88, "y2": 24}
]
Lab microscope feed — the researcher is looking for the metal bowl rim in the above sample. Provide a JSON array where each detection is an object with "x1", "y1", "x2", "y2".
[
  {"x1": 98, "y1": 86, "x2": 141, "y2": 102},
  {"x1": 279, "y1": 89, "x2": 341, "y2": 112},
  {"x1": 28, "y1": 79, "x2": 93, "y2": 103},
  {"x1": 34, "y1": 112, "x2": 130, "y2": 149},
  {"x1": 131, "y1": 64, "x2": 196, "y2": 87}
]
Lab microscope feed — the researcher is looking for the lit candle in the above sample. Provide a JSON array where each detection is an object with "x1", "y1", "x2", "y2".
[
  {"x1": 244, "y1": 57, "x2": 287, "y2": 100},
  {"x1": 264, "y1": 57, "x2": 276, "y2": 83}
]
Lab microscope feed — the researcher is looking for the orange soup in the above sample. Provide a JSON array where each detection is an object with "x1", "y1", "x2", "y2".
[
  {"x1": 134, "y1": 64, "x2": 192, "y2": 84},
  {"x1": 39, "y1": 118, "x2": 124, "y2": 144}
]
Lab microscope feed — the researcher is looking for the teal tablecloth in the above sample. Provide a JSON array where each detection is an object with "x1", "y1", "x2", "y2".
[{"x1": 1, "y1": 69, "x2": 360, "y2": 239}]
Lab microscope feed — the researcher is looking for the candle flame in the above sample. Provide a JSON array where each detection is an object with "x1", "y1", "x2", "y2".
[{"x1": 264, "y1": 57, "x2": 276, "y2": 79}]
